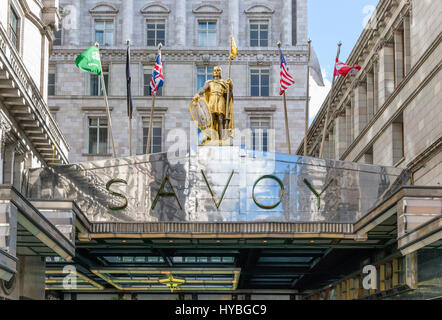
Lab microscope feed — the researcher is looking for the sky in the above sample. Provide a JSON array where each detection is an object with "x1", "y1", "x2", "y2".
[{"x1": 308, "y1": 0, "x2": 379, "y2": 124}]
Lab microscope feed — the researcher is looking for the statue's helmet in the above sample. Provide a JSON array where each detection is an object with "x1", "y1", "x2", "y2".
[{"x1": 213, "y1": 66, "x2": 222, "y2": 78}]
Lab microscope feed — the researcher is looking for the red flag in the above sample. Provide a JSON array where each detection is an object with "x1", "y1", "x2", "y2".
[
  {"x1": 334, "y1": 61, "x2": 361, "y2": 77},
  {"x1": 333, "y1": 45, "x2": 361, "y2": 78}
]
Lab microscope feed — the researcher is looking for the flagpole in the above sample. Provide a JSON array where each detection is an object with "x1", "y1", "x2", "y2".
[
  {"x1": 95, "y1": 42, "x2": 117, "y2": 158},
  {"x1": 277, "y1": 42, "x2": 292, "y2": 154},
  {"x1": 319, "y1": 42, "x2": 341, "y2": 158},
  {"x1": 225, "y1": 24, "x2": 233, "y2": 139},
  {"x1": 126, "y1": 40, "x2": 132, "y2": 156},
  {"x1": 146, "y1": 43, "x2": 162, "y2": 154},
  {"x1": 304, "y1": 39, "x2": 312, "y2": 156}
]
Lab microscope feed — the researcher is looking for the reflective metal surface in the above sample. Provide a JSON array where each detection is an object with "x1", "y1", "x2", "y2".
[
  {"x1": 0, "y1": 201, "x2": 17, "y2": 281},
  {"x1": 24, "y1": 146, "x2": 408, "y2": 223},
  {"x1": 0, "y1": 201, "x2": 17, "y2": 257},
  {"x1": 39, "y1": 209, "x2": 75, "y2": 243}
]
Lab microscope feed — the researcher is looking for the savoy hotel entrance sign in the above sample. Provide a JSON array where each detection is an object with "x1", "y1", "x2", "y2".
[{"x1": 24, "y1": 146, "x2": 407, "y2": 224}]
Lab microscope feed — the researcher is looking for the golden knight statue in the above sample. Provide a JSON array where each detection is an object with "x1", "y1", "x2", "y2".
[{"x1": 190, "y1": 66, "x2": 234, "y2": 144}]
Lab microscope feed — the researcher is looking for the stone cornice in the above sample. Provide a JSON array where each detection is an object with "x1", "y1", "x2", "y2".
[
  {"x1": 244, "y1": 106, "x2": 277, "y2": 113},
  {"x1": 50, "y1": 48, "x2": 308, "y2": 64},
  {"x1": 136, "y1": 107, "x2": 168, "y2": 114},
  {"x1": 18, "y1": 0, "x2": 59, "y2": 43},
  {"x1": 339, "y1": 36, "x2": 441, "y2": 162},
  {"x1": 300, "y1": 0, "x2": 412, "y2": 155},
  {"x1": 50, "y1": 95, "x2": 305, "y2": 101},
  {"x1": 80, "y1": 106, "x2": 114, "y2": 112},
  {"x1": 0, "y1": 117, "x2": 12, "y2": 134},
  {"x1": 18, "y1": 0, "x2": 45, "y2": 32}
]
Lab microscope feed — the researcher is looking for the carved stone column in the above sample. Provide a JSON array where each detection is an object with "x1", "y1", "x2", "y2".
[
  {"x1": 122, "y1": 0, "x2": 133, "y2": 43},
  {"x1": 65, "y1": 0, "x2": 81, "y2": 46},
  {"x1": 366, "y1": 71, "x2": 375, "y2": 121},
  {"x1": 372, "y1": 54, "x2": 379, "y2": 112},
  {"x1": 354, "y1": 80, "x2": 368, "y2": 136},
  {"x1": 175, "y1": 0, "x2": 187, "y2": 46},
  {"x1": 377, "y1": 40, "x2": 395, "y2": 106},
  {"x1": 403, "y1": 15, "x2": 411, "y2": 75},
  {"x1": 334, "y1": 113, "x2": 347, "y2": 159},
  {"x1": 345, "y1": 97, "x2": 354, "y2": 148},
  {"x1": 229, "y1": 0, "x2": 239, "y2": 43},
  {"x1": 394, "y1": 30, "x2": 404, "y2": 84},
  {"x1": 281, "y1": 0, "x2": 292, "y2": 46},
  {"x1": 3, "y1": 143, "x2": 18, "y2": 185},
  {"x1": 0, "y1": 119, "x2": 12, "y2": 184}
]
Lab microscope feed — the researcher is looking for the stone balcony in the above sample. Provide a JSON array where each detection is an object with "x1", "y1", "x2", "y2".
[{"x1": 0, "y1": 24, "x2": 69, "y2": 165}]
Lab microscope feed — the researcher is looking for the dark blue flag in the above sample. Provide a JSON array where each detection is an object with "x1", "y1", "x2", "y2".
[{"x1": 126, "y1": 45, "x2": 133, "y2": 119}]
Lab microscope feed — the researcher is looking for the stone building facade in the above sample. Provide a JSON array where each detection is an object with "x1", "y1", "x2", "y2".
[
  {"x1": 298, "y1": 0, "x2": 441, "y2": 188},
  {"x1": 1, "y1": 0, "x2": 73, "y2": 300},
  {"x1": 49, "y1": 0, "x2": 308, "y2": 163}
]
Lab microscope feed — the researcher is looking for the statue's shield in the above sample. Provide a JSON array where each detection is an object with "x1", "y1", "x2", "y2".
[{"x1": 189, "y1": 99, "x2": 213, "y2": 136}]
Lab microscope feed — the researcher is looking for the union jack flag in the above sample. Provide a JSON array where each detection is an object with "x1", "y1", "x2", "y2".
[
  {"x1": 149, "y1": 53, "x2": 164, "y2": 96},
  {"x1": 280, "y1": 51, "x2": 295, "y2": 95}
]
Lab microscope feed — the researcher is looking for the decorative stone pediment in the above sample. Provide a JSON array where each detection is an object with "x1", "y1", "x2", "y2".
[
  {"x1": 147, "y1": 53, "x2": 157, "y2": 62},
  {"x1": 244, "y1": 4, "x2": 275, "y2": 15},
  {"x1": 89, "y1": 3, "x2": 119, "y2": 16},
  {"x1": 140, "y1": 3, "x2": 171, "y2": 15},
  {"x1": 201, "y1": 54, "x2": 210, "y2": 65},
  {"x1": 256, "y1": 54, "x2": 265, "y2": 64},
  {"x1": 192, "y1": 3, "x2": 223, "y2": 15}
]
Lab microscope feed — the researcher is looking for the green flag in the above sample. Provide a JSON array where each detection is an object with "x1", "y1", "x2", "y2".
[{"x1": 75, "y1": 46, "x2": 102, "y2": 75}]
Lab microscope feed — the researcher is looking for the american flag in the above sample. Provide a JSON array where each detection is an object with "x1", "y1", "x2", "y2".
[
  {"x1": 149, "y1": 53, "x2": 164, "y2": 96},
  {"x1": 279, "y1": 51, "x2": 295, "y2": 95}
]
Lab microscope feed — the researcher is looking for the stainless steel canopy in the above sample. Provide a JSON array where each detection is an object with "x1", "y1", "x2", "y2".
[{"x1": 23, "y1": 146, "x2": 408, "y2": 223}]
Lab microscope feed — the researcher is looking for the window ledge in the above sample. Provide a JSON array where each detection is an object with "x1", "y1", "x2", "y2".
[
  {"x1": 244, "y1": 106, "x2": 276, "y2": 113},
  {"x1": 81, "y1": 106, "x2": 114, "y2": 112},
  {"x1": 394, "y1": 157, "x2": 406, "y2": 167},
  {"x1": 81, "y1": 153, "x2": 113, "y2": 157}
]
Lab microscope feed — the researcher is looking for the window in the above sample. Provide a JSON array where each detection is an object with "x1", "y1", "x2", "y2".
[
  {"x1": 385, "y1": 261, "x2": 393, "y2": 290},
  {"x1": 171, "y1": 256, "x2": 234, "y2": 264},
  {"x1": 143, "y1": 67, "x2": 162, "y2": 96},
  {"x1": 53, "y1": 23, "x2": 62, "y2": 45},
  {"x1": 88, "y1": 118, "x2": 108, "y2": 154},
  {"x1": 251, "y1": 117, "x2": 270, "y2": 152},
  {"x1": 196, "y1": 66, "x2": 213, "y2": 91},
  {"x1": 346, "y1": 103, "x2": 354, "y2": 147},
  {"x1": 396, "y1": 257, "x2": 405, "y2": 285},
  {"x1": 361, "y1": 146, "x2": 373, "y2": 165},
  {"x1": 250, "y1": 69, "x2": 270, "y2": 96},
  {"x1": 393, "y1": 28, "x2": 407, "y2": 87},
  {"x1": 147, "y1": 21, "x2": 165, "y2": 46},
  {"x1": 48, "y1": 67, "x2": 56, "y2": 96},
  {"x1": 9, "y1": 8, "x2": 19, "y2": 49},
  {"x1": 198, "y1": 21, "x2": 216, "y2": 46},
  {"x1": 142, "y1": 119, "x2": 162, "y2": 153},
  {"x1": 250, "y1": 22, "x2": 268, "y2": 47},
  {"x1": 90, "y1": 66, "x2": 109, "y2": 96},
  {"x1": 392, "y1": 114, "x2": 404, "y2": 165},
  {"x1": 95, "y1": 20, "x2": 114, "y2": 46}
]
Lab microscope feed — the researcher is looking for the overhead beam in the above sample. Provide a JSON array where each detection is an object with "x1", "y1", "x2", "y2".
[
  {"x1": 0, "y1": 88, "x2": 21, "y2": 97},
  {"x1": 0, "y1": 70, "x2": 10, "y2": 79},
  {"x1": 157, "y1": 248, "x2": 173, "y2": 267},
  {"x1": 0, "y1": 79, "x2": 15, "y2": 88}
]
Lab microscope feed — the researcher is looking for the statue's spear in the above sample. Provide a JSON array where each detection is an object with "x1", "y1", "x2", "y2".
[{"x1": 225, "y1": 25, "x2": 237, "y2": 131}]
